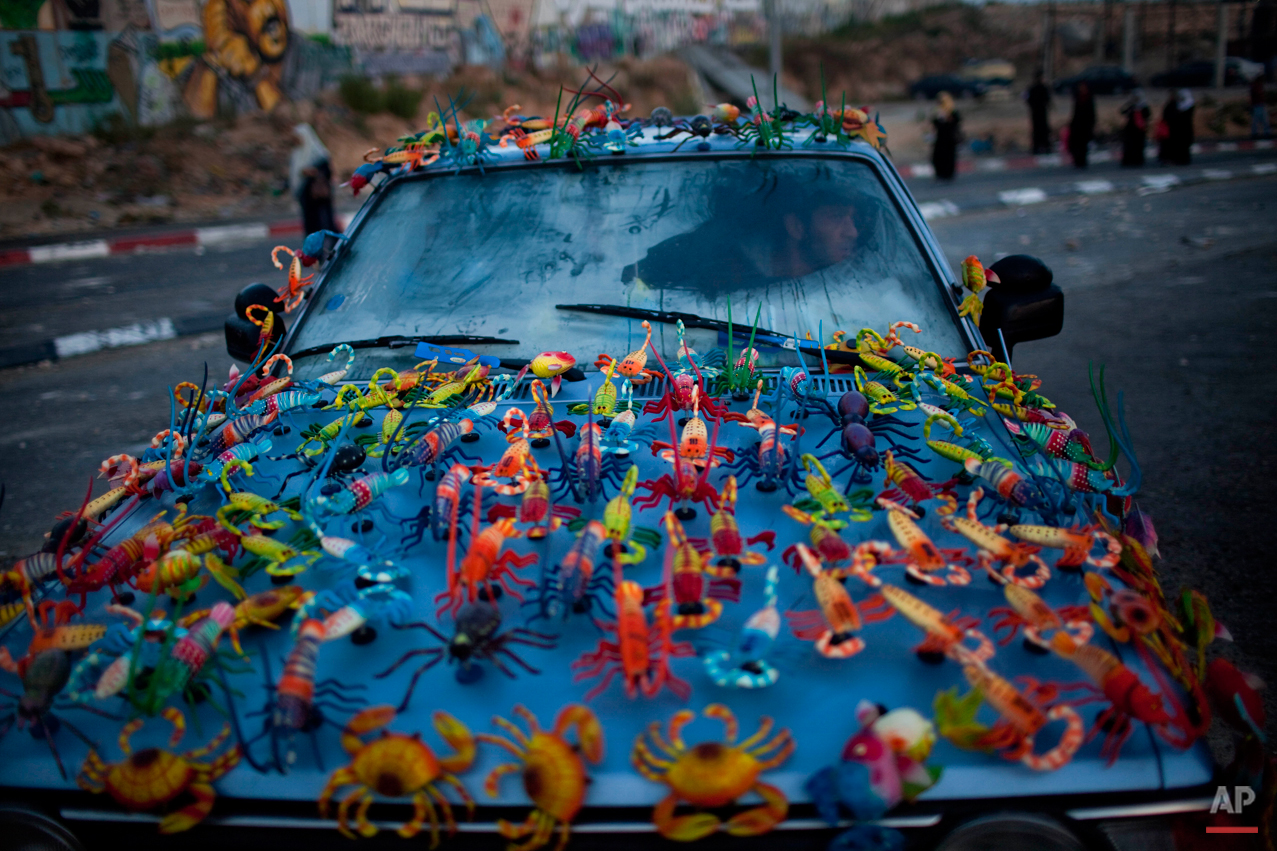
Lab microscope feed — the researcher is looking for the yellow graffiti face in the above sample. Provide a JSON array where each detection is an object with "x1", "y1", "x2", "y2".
[{"x1": 248, "y1": 0, "x2": 290, "y2": 61}]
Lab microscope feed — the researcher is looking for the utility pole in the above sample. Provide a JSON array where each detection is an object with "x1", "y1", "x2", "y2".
[
  {"x1": 1123, "y1": 3, "x2": 1137, "y2": 72},
  {"x1": 1042, "y1": 2, "x2": 1055, "y2": 80},
  {"x1": 1214, "y1": 0, "x2": 1228, "y2": 89},
  {"x1": 766, "y1": 0, "x2": 782, "y2": 86}
]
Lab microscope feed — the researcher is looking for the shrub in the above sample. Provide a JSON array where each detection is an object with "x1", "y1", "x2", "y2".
[
  {"x1": 383, "y1": 79, "x2": 423, "y2": 120},
  {"x1": 340, "y1": 75, "x2": 384, "y2": 114}
]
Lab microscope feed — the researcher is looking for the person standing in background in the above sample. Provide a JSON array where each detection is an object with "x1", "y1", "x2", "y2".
[
  {"x1": 290, "y1": 123, "x2": 338, "y2": 237},
  {"x1": 1068, "y1": 82, "x2": 1096, "y2": 168},
  {"x1": 931, "y1": 91, "x2": 961, "y2": 180},
  {"x1": 1162, "y1": 89, "x2": 1195, "y2": 165},
  {"x1": 1025, "y1": 70, "x2": 1052, "y2": 154},
  {"x1": 1252, "y1": 76, "x2": 1271, "y2": 139},
  {"x1": 1120, "y1": 89, "x2": 1150, "y2": 166}
]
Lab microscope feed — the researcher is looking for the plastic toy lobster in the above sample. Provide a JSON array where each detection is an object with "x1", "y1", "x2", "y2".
[
  {"x1": 877, "y1": 583, "x2": 994, "y2": 665},
  {"x1": 957, "y1": 255, "x2": 997, "y2": 325},
  {"x1": 571, "y1": 577, "x2": 694, "y2": 701},
  {"x1": 643, "y1": 511, "x2": 740, "y2": 630},
  {"x1": 435, "y1": 484, "x2": 538, "y2": 617},
  {"x1": 632, "y1": 704, "x2": 793, "y2": 840},
  {"x1": 476, "y1": 704, "x2": 604, "y2": 851},
  {"x1": 77, "y1": 707, "x2": 241, "y2": 833},
  {"x1": 873, "y1": 498, "x2": 972, "y2": 586}
]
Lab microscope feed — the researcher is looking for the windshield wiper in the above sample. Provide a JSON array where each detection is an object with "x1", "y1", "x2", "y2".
[
  {"x1": 555, "y1": 304, "x2": 868, "y2": 366},
  {"x1": 290, "y1": 335, "x2": 520, "y2": 361}
]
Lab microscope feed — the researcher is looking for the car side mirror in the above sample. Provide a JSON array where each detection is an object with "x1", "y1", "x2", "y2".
[
  {"x1": 225, "y1": 283, "x2": 286, "y2": 362},
  {"x1": 978, "y1": 255, "x2": 1063, "y2": 361}
]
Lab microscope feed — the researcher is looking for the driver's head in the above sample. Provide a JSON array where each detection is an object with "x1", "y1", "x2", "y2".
[{"x1": 782, "y1": 203, "x2": 859, "y2": 271}]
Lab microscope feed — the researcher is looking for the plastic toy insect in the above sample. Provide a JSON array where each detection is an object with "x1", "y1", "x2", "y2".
[
  {"x1": 182, "y1": 585, "x2": 308, "y2": 656},
  {"x1": 941, "y1": 488, "x2": 1051, "y2": 588},
  {"x1": 489, "y1": 475, "x2": 581, "y2": 540},
  {"x1": 704, "y1": 565, "x2": 782, "y2": 688},
  {"x1": 474, "y1": 416, "x2": 542, "y2": 497},
  {"x1": 647, "y1": 388, "x2": 732, "y2": 472},
  {"x1": 435, "y1": 486, "x2": 538, "y2": 617},
  {"x1": 961, "y1": 458, "x2": 1049, "y2": 512},
  {"x1": 934, "y1": 659, "x2": 1085, "y2": 772},
  {"x1": 476, "y1": 704, "x2": 604, "y2": 851},
  {"x1": 780, "y1": 505, "x2": 858, "y2": 578},
  {"x1": 0, "y1": 600, "x2": 104, "y2": 678},
  {"x1": 77, "y1": 707, "x2": 241, "y2": 833},
  {"x1": 794, "y1": 454, "x2": 872, "y2": 524},
  {"x1": 318, "y1": 705, "x2": 476, "y2": 844},
  {"x1": 957, "y1": 255, "x2": 997, "y2": 325},
  {"x1": 126, "y1": 602, "x2": 236, "y2": 715},
  {"x1": 644, "y1": 511, "x2": 740, "y2": 630},
  {"x1": 631, "y1": 704, "x2": 793, "y2": 840},
  {"x1": 66, "y1": 605, "x2": 181, "y2": 706},
  {"x1": 597, "y1": 464, "x2": 660, "y2": 564},
  {"x1": 133, "y1": 546, "x2": 246, "y2": 602},
  {"x1": 785, "y1": 544, "x2": 891, "y2": 658},
  {"x1": 923, "y1": 411, "x2": 990, "y2": 465},
  {"x1": 571, "y1": 578, "x2": 694, "y2": 701},
  {"x1": 378, "y1": 603, "x2": 557, "y2": 705},
  {"x1": 853, "y1": 365, "x2": 916, "y2": 415},
  {"x1": 874, "y1": 450, "x2": 957, "y2": 516},
  {"x1": 632, "y1": 408, "x2": 722, "y2": 521},
  {"x1": 0, "y1": 649, "x2": 106, "y2": 779},
  {"x1": 549, "y1": 418, "x2": 627, "y2": 505}
]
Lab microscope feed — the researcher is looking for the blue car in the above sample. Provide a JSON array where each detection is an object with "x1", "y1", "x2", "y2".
[{"x1": 1, "y1": 104, "x2": 1239, "y2": 851}]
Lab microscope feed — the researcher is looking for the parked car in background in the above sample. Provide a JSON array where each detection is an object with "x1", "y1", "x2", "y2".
[
  {"x1": 959, "y1": 58, "x2": 1016, "y2": 88},
  {"x1": 910, "y1": 73, "x2": 987, "y2": 100},
  {"x1": 1151, "y1": 57, "x2": 1263, "y2": 88},
  {"x1": 1052, "y1": 65, "x2": 1139, "y2": 95}
]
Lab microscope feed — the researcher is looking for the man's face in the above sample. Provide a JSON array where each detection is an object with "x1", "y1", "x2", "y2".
[{"x1": 808, "y1": 204, "x2": 858, "y2": 267}]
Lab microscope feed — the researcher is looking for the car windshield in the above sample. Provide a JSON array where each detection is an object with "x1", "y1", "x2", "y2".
[{"x1": 289, "y1": 156, "x2": 962, "y2": 381}]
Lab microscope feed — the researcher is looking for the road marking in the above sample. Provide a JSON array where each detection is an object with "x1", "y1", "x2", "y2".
[
  {"x1": 1091, "y1": 150, "x2": 1113, "y2": 163},
  {"x1": 53, "y1": 318, "x2": 176, "y2": 359},
  {"x1": 1202, "y1": 169, "x2": 1233, "y2": 180},
  {"x1": 1034, "y1": 154, "x2": 1063, "y2": 167},
  {"x1": 29, "y1": 240, "x2": 110, "y2": 263},
  {"x1": 1137, "y1": 174, "x2": 1181, "y2": 194},
  {"x1": 196, "y1": 223, "x2": 270, "y2": 245},
  {"x1": 918, "y1": 200, "x2": 960, "y2": 220},
  {"x1": 908, "y1": 162, "x2": 935, "y2": 178},
  {"x1": 1215, "y1": 142, "x2": 1238, "y2": 152},
  {"x1": 998, "y1": 187, "x2": 1048, "y2": 206},
  {"x1": 1253, "y1": 162, "x2": 1277, "y2": 175},
  {"x1": 976, "y1": 158, "x2": 1007, "y2": 172},
  {"x1": 1256, "y1": 140, "x2": 1275, "y2": 149},
  {"x1": 1075, "y1": 179, "x2": 1114, "y2": 194}
]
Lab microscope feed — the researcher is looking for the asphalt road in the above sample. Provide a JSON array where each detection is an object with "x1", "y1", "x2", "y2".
[{"x1": 2, "y1": 167, "x2": 1275, "y2": 744}]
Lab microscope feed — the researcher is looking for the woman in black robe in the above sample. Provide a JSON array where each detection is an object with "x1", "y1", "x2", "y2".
[
  {"x1": 1120, "y1": 89, "x2": 1150, "y2": 167},
  {"x1": 931, "y1": 92, "x2": 960, "y2": 181},
  {"x1": 1068, "y1": 82, "x2": 1096, "y2": 168}
]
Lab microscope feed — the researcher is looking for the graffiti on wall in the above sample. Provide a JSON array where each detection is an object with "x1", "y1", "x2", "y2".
[{"x1": 1, "y1": 0, "x2": 349, "y2": 138}]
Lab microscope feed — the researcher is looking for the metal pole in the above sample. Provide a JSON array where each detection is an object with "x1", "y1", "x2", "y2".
[
  {"x1": 1043, "y1": 3, "x2": 1055, "y2": 81},
  {"x1": 767, "y1": 0, "x2": 782, "y2": 85},
  {"x1": 1214, "y1": 0, "x2": 1228, "y2": 89},
  {"x1": 1123, "y1": 4, "x2": 1137, "y2": 71}
]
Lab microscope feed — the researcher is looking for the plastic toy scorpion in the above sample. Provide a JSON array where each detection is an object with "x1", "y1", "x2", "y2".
[{"x1": 704, "y1": 565, "x2": 782, "y2": 688}]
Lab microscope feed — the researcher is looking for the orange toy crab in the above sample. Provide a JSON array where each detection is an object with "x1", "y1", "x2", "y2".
[
  {"x1": 270, "y1": 245, "x2": 316, "y2": 313},
  {"x1": 632, "y1": 704, "x2": 793, "y2": 840},
  {"x1": 318, "y1": 705, "x2": 476, "y2": 844},
  {"x1": 76, "y1": 707, "x2": 241, "y2": 833},
  {"x1": 477, "y1": 704, "x2": 604, "y2": 851}
]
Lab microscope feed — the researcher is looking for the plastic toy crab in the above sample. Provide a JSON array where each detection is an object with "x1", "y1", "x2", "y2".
[
  {"x1": 631, "y1": 704, "x2": 793, "y2": 840},
  {"x1": 477, "y1": 704, "x2": 604, "y2": 851},
  {"x1": 77, "y1": 707, "x2": 241, "y2": 833},
  {"x1": 318, "y1": 705, "x2": 476, "y2": 844}
]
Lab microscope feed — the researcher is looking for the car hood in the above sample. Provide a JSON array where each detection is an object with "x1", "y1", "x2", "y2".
[{"x1": 0, "y1": 349, "x2": 1213, "y2": 813}]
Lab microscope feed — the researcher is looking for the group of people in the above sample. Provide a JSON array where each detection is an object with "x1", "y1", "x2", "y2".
[{"x1": 929, "y1": 69, "x2": 1273, "y2": 180}]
